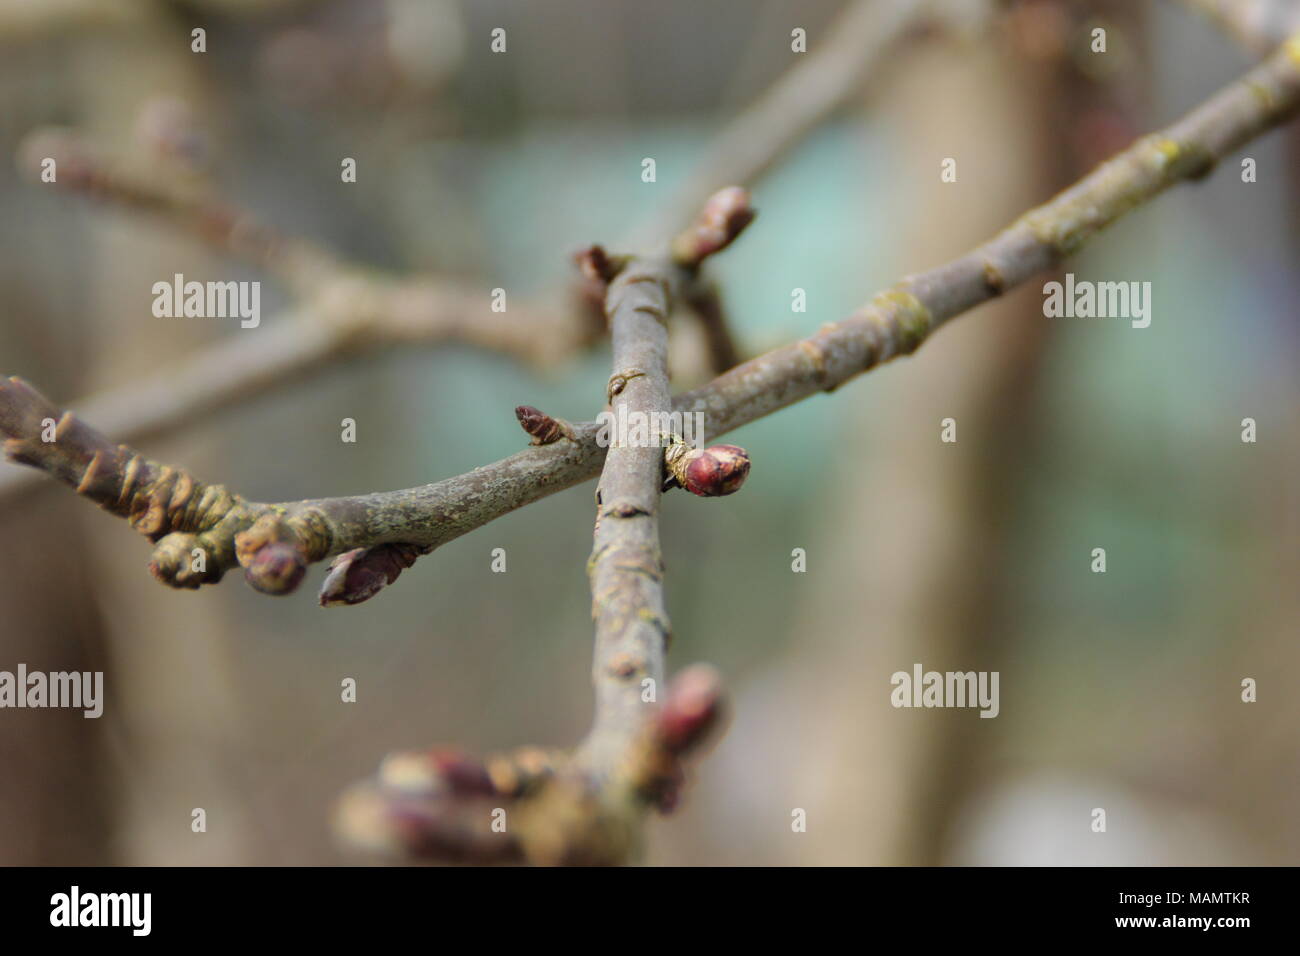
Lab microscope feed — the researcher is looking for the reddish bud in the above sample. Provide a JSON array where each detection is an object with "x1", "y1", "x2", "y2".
[
  {"x1": 334, "y1": 780, "x2": 524, "y2": 864},
  {"x1": 243, "y1": 541, "x2": 306, "y2": 595},
  {"x1": 235, "y1": 513, "x2": 312, "y2": 595},
  {"x1": 655, "y1": 664, "x2": 725, "y2": 756},
  {"x1": 648, "y1": 764, "x2": 688, "y2": 814},
  {"x1": 514, "y1": 405, "x2": 574, "y2": 446},
  {"x1": 378, "y1": 748, "x2": 498, "y2": 798},
  {"x1": 672, "y1": 186, "x2": 756, "y2": 266},
  {"x1": 635, "y1": 665, "x2": 727, "y2": 813},
  {"x1": 573, "y1": 244, "x2": 625, "y2": 284},
  {"x1": 664, "y1": 442, "x2": 750, "y2": 497},
  {"x1": 319, "y1": 542, "x2": 430, "y2": 607},
  {"x1": 429, "y1": 749, "x2": 499, "y2": 797}
]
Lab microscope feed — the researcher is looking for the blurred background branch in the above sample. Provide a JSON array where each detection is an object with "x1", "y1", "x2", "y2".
[{"x1": 1173, "y1": 0, "x2": 1300, "y2": 53}]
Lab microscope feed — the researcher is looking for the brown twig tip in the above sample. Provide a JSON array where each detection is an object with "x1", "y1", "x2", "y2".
[
  {"x1": 573, "y1": 244, "x2": 627, "y2": 284},
  {"x1": 0, "y1": 380, "x2": 49, "y2": 470},
  {"x1": 663, "y1": 442, "x2": 751, "y2": 497},
  {"x1": 514, "y1": 405, "x2": 575, "y2": 445},
  {"x1": 318, "y1": 542, "x2": 431, "y2": 607},
  {"x1": 671, "y1": 185, "x2": 757, "y2": 267}
]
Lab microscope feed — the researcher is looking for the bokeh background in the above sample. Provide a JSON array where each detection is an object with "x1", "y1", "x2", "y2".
[{"x1": 1, "y1": 0, "x2": 1297, "y2": 865}]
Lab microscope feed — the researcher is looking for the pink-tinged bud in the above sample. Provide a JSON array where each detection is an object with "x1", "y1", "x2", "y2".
[
  {"x1": 235, "y1": 513, "x2": 311, "y2": 595},
  {"x1": 319, "y1": 542, "x2": 430, "y2": 607},
  {"x1": 378, "y1": 748, "x2": 498, "y2": 798},
  {"x1": 634, "y1": 665, "x2": 727, "y2": 813},
  {"x1": 699, "y1": 186, "x2": 756, "y2": 245},
  {"x1": 333, "y1": 781, "x2": 524, "y2": 864},
  {"x1": 243, "y1": 541, "x2": 306, "y2": 594},
  {"x1": 655, "y1": 664, "x2": 725, "y2": 755},
  {"x1": 664, "y1": 443, "x2": 750, "y2": 497},
  {"x1": 319, "y1": 548, "x2": 379, "y2": 606},
  {"x1": 427, "y1": 748, "x2": 499, "y2": 797},
  {"x1": 671, "y1": 186, "x2": 756, "y2": 266}
]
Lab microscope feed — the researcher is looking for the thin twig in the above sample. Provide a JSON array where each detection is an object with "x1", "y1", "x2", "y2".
[
  {"x1": 1174, "y1": 0, "x2": 1300, "y2": 54},
  {"x1": 665, "y1": 185, "x2": 754, "y2": 372},
  {"x1": 681, "y1": 279, "x2": 743, "y2": 374},
  {"x1": 629, "y1": 0, "x2": 935, "y2": 362},
  {"x1": 18, "y1": 127, "x2": 340, "y2": 297},
  {"x1": 0, "y1": 277, "x2": 584, "y2": 504},
  {"x1": 629, "y1": 0, "x2": 935, "y2": 246},
  {"x1": 579, "y1": 254, "x2": 678, "y2": 782}
]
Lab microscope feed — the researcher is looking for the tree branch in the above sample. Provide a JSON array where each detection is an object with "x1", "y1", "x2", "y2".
[
  {"x1": 680, "y1": 278, "x2": 743, "y2": 374},
  {"x1": 579, "y1": 253, "x2": 678, "y2": 782},
  {"x1": 7, "y1": 27, "x2": 1299, "y2": 867},
  {"x1": 333, "y1": 664, "x2": 725, "y2": 865},
  {"x1": 0, "y1": 375, "x2": 610, "y2": 594},
  {"x1": 0, "y1": 126, "x2": 595, "y2": 505},
  {"x1": 352, "y1": 25, "x2": 1300, "y2": 566},
  {"x1": 333, "y1": 191, "x2": 753, "y2": 865},
  {"x1": 0, "y1": 275, "x2": 588, "y2": 506},
  {"x1": 3, "y1": 0, "x2": 936, "y2": 505},
  {"x1": 628, "y1": 0, "x2": 935, "y2": 364},
  {"x1": 5, "y1": 32, "x2": 1299, "y2": 603}
]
